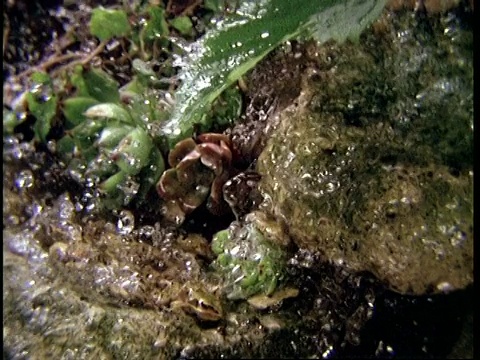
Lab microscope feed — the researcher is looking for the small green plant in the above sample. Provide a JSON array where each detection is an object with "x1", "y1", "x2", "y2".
[
  {"x1": 211, "y1": 215, "x2": 288, "y2": 300},
  {"x1": 56, "y1": 64, "x2": 169, "y2": 209}
]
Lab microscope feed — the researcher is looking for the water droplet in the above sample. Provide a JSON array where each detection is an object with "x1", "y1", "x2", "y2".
[
  {"x1": 58, "y1": 194, "x2": 75, "y2": 220},
  {"x1": 46, "y1": 140, "x2": 56, "y2": 153},
  {"x1": 117, "y1": 210, "x2": 135, "y2": 235},
  {"x1": 15, "y1": 170, "x2": 34, "y2": 189},
  {"x1": 118, "y1": 179, "x2": 140, "y2": 205},
  {"x1": 322, "y1": 345, "x2": 334, "y2": 358},
  {"x1": 449, "y1": 227, "x2": 467, "y2": 247},
  {"x1": 261, "y1": 31, "x2": 269, "y2": 39},
  {"x1": 75, "y1": 202, "x2": 84, "y2": 212}
]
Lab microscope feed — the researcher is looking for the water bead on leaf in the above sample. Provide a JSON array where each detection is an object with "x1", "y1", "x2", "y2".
[{"x1": 112, "y1": 127, "x2": 153, "y2": 176}]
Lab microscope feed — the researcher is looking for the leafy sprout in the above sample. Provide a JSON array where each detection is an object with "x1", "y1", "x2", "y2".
[{"x1": 89, "y1": 7, "x2": 131, "y2": 41}]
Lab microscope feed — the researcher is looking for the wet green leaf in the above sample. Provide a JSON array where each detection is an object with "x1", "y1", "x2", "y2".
[
  {"x1": 82, "y1": 68, "x2": 120, "y2": 103},
  {"x1": 203, "y1": 0, "x2": 238, "y2": 12},
  {"x1": 84, "y1": 103, "x2": 133, "y2": 125},
  {"x1": 203, "y1": 0, "x2": 221, "y2": 12},
  {"x1": 56, "y1": 135, "x2": 75, "y2": 156},
  {"x1": 132, "y1": 58, "x2": 157, "y2": 77},
  {"x1": 119, "y1": 77, "x2": 144, "y2": 96},
  {"x1": 70, "y1": 65, "x2": 90, "y2": 97},
  {"x1": 169, "y1": 16, "x2": 193, "y2": 36},
  {"x1": 161, "y1": 0, "x2": 387, "y2": 147},
  {"x1": 100, "y1": 170, "x2": 127, "y2": 195},
  {"x1": 130, "y1": 59, "x2": 162, "y2": 88},
  {"x1": 96, "y1": 124, "x2": 135, "y2": 149},
  {"x1": 26, "y1": 72, "x2": 58, "y2": 142},
  {"x1": 207, "y1": 85, "x2": 243, "y2": 129},
  {"x1": 70, "y1": 119, "x2": 105, "y2": 151},
  {"x1": 142, "y1": 6, "x2": 169, "y2": 41},
  {"x1": 30, "y1": 71, "x2": 51, "y2": 84},
  {"x1": 62, "y1": 97, "x2": 100, "y2": 128},
  {"x1": 137, "y1": 147, "x2": 166, "y2": 200},
  {"x1": 90, "y1": 7, "x2": 131, "y2": 41},
  {"x1": 3, "y1": 109, "x2": 20, "y2": 134},
  {"x1": 113, "y1": 127, "x2": 153, "y2": 175}
]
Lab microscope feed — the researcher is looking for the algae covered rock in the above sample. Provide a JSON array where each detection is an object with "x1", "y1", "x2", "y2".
[{"x1": 257, "y1": 8, "x2": 473, "y2": 295}]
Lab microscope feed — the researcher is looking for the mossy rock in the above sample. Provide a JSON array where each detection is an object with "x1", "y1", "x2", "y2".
[{"x1": 257, "y1": 9, "x2": 473, "y2": 295}]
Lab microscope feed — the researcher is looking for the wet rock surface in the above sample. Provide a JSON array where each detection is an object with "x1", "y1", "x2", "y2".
[
  {"x1": 4, "y1": 136, "x2": 473, "y2": 359},
  {"x1": 257, "y1": 3, "x2": 473, "y2": 296},
  {"x1": 0, "y1": 172, "x2": 379, "y2": 359}
]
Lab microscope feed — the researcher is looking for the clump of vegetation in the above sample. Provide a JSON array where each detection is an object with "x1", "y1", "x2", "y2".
[
  {"x1": 211, "y1": 212, "x2": 289, "y2": 299},
  {"x1": 4, "y1": 0, "x2": 387, "y2": 214}
]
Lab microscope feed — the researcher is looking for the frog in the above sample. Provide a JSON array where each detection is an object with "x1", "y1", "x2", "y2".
[{"x1": 170, "y1": 285, "x2": 223, "y2": 322}]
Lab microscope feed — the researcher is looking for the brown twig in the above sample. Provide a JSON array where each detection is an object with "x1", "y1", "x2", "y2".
[
  {"x1": 50, "y1": 39, "x2": 109, "y2": 77},
  {"x1": 13, "y1": 39, "x2": 108, "y2": 81},
  {"x1": 80, "y1": 39, "x2": 109, "y2": 65},
  {"x1": 14, "y1": 53, "x2": 84, "y2": 80}
]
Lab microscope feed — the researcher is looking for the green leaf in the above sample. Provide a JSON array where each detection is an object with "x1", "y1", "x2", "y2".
[
  {"x1": 62, "y1": 97, "x2": 100, "y2": 128},
  {"x1": 207, "y1": 85, "x2": 243, "y2": 129},
  {"x1": 70, "y1": 65, "x2": 90, "y2": 97},
  {"x1": 96, "y1": 124, "x2": 135, "y2": 149},
  {"x1": 70, "y1": 119, "x2": 105, "y2": 151},
  {"x1": 99, "y1": 170, "x2": 127, "y2": 195},
  {"x1": 169, "y1": 16, "x2": 193, "y2": 36},
  {"x1": 132, "y1": 58, "x2": 157, "y2": 78},
  {"x1": 137, "y1": 147, "x2": 165, "y2": 200},
  {"x1": 30, "y1": 71, "x2": 51, "y2": 84},
  {"x1": 82, "y1": 68, "x2": 120, "y2": 103},
  {"x1": 112, "y1": 127, "x2": 153, "y2": 175},
  {"x1": 90, "y1": 7, "x2": 131, "y2": 41},
  {"x1": 56, "y1": 135, "x2": 75, "y2": 156},
  {"x1": 84, "y1": 103, "x2": 133, "y2": 124},
  {"x1": 203, "y1": 0, "x2": 222, "y2": 12},
  {"x1": 203, "y1": 0, "x2": 238, "y2": 12},
  {"x1": 119, "y1": 77, "x2": 144, "y2": 96},
  {"x1": 161, "y1": 0, "x2": 387, "y2": 147},
  {"x1": 142, "y1": 6, "x2": 169, "y2": 41},
  {"x1": 26, "y1": 72, "x2": 58, "y2": 142},
  {"x1": 3, "y1": 109, "x2": 20, "y2": 134}
]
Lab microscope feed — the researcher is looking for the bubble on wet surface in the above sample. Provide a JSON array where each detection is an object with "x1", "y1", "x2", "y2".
[
  {"x1": 137, "y1": 225, "x2": 155, "y2": 242},
  {"x1": 25, "y1": 201, "x2": 43, "y2": 220},
  {"x1": 116, "y1": 210, "x2": 135, "y2": 235},
  {"x1": 57, "y1": 193, "x2": 75, "y2": 220},
  {"x1": 6, "y1": 228, "x2": 48, "y2": 263},
  {"x1": 3, "y1": 136, "x2": 35, "y2": 161},
  {"x1": 15, "y1": 169, "x2": 34, "y2": 189},
  {"x1": 117, "y1": 179, "x2": 140, "y2": 206}
]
